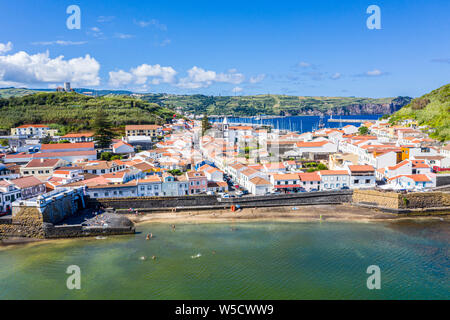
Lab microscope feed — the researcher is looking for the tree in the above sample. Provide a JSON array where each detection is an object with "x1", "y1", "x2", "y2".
[
  {"x1": 168, "y1": 169, "x2": 183, "y2": 176},
  {"x1": 358, "y1": 126, "x2": 369, "y2": 135},
  {"x1": 201, "y1": 114, "x2": 211, "y2": 136},
  {"x1": 93, "y1": 108, "x2": 115, "y2": 149},
  {"x1": 100, "y1": 152, "x2": 112, "y2": 161},
  {"x1": 41, "y1": 135, "x2": 52, "y2": 144},
  {"x1": 0, "y1": 139, "x2": 8, "y2": 147}
]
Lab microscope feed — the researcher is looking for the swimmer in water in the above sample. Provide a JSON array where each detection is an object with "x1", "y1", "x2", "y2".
[
  {"x1": 152, "y1": 256, "x2": 156, "y2": 260},
  {"x1": 146, "y1": 234, "x2": 150, "y2": 240}
]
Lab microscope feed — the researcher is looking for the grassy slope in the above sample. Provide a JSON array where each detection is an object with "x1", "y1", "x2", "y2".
[
  {"x1": 0, "y1": 92, "x2": 175, "y2": 134},
  {"x1": 0, "y1": 88, "x2": 41, "y2": 98},
  {"x1": 390, "y1": 83, "x2": 450, "y2": 142}
]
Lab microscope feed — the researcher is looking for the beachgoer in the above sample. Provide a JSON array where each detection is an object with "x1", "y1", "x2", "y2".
[{"x1": 146, "y1": 234, "x2": 150, "y2": 240}]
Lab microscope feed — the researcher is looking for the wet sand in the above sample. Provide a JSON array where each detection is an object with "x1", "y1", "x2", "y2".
[{"x1": 126, "y1": 204, "x2": 450, "y2": 225}]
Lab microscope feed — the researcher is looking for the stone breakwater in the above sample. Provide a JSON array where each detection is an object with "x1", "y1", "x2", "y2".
[
  {"x1": 353, "y1": 189, "x2": 450, "y2": 211},
  {"x1": 0, "y1": 209, "x2": 135, "y2": 240}
]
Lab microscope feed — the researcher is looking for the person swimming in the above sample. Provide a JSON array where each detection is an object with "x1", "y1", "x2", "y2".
[{"x1": 146, "y1": 234, "x2": 150, "y2": 240}]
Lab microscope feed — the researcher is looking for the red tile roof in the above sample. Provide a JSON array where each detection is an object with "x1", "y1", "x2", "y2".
[
  {"x1": 41, "y1": 142, "x2": 94, "y2": 151},
  {"x1": 348, "y1": 165, "x2": 375, "y2": 172}
]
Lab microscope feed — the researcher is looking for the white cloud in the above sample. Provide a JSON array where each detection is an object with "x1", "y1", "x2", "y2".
[
  {"x1": 298, "y1": 61, "x2": 311, "y2": 68},
  {"x1": 330, "y1": 72, "x2": 342, "y2": 80},
  {"x1": 134, "y1": 19, "x2": 167, "y2": 31},
  {"x1": 114, "y1": 33, "x2": 135, "y2": 39},
  {"x1": 109, "y1": 64, "x2": 177, "y2": 87},
  {"x1": 108, "y1": 70, "x2": 134, "y2": 87},
  {"x1": 97, "y1": 16, "x2": 115, "y2": 23},
  {"x1": 249, "y1": 74, "x2": 266, "y2": 83},
  {"x1": 87, "y1": 27, "x2": 103, "y2": 38},
  {"x1": 233, "y1": 87, "x2": 243, "y2": 93},
  {"x1": 355, "y1": 69, "x2": 388, "y2": 77},
  {"x1": 31, "y1": 40, "x2": 87, "y2": 46},
  {"x1": 0, "y1": 46, "x2": 100, "y2": 87},
  {"x1": 177, "y1": 66, "x2": 245, "y2": 89},
  {"x1": 366, "y1": 69, "x2": 383, "y2": 76},
  {"x1": 0, "y1": 42, "x2": 13, "y2": 54}
]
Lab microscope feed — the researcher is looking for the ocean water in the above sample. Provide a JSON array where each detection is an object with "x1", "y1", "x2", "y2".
[
  {"x1": 210, "y1": 115, "x2": 382, "y2": 132},
  {"x1": 0, "y1": 221, "x2": 448, "y2": 300}
]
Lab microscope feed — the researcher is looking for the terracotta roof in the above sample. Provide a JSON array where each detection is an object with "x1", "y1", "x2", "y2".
[
  {"x1": 296, "y1": 141, "x2": 329, "y2": 148},
  {"x1": 298, "y1": 172, "x2": 321, "y2": 181},
  {"x1": 24, "y1": 158, "x2": 61, "y2": 168},
  {"x1": 62, "y1": 132, "x2": 94, "y2": 138},
  {"x1": 113, "y1": 141, "x2": 134, "y2": 149},
  {"x1": 272, "y1": 173, "x2": 300, "y2": 180},
  {"x1": 125, "y1": 125, "x2": 162, "y2": 130},
  {"x1": 12, "y1": 176, "x2": 44, "y2": 188},
  {"x1": 250, "y1": 177, "x2": 271, "y2": 185},
  {"x1": 16, "y1": 124, "x2": 48, "y2": 128},
  {"x1": 139, "y1": 176, "x2": 162, "y2": 183},
  {"x1": 318, "y1": 170, "x2": 349, "y2": 176},
  {"x1": 388, "y1": 160, "x2": 410, "y2": 171},
  {"x1": 348, "y1": 165, "x2": 375, "y2": 172},
  {"x1": 40, "y1": 142, "x2": 94, "y2": 151},
  {"x1": 389, "y1": 174, "x2": 431, "y2": 182}
]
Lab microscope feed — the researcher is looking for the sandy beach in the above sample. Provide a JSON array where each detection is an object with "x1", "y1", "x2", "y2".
[{"x1": 126, "y1": 204, "x2": 450, "y2": 225}]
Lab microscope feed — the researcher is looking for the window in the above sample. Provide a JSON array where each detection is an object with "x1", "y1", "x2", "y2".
[
  {"x1": 354, "y1": 179, "x2": 359, "y2": 184},
  {"x1": 93, "y1": 193, "x2": 98, "y2": 197},
  {"x1": 105, "y1": 192, "x2": 109, "y2": 196},
  {"x1": 365, "y1": 179, "x2": 370, "y2": 184}
]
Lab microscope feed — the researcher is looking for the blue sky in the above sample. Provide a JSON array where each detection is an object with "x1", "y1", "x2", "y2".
[{"x1": 0, "y1": 0, "x2": 448, "y2": 97}]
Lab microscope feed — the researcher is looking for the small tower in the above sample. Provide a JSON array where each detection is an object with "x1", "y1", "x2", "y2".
[{"x1": 223, "y1": 116, "x2": 229, "y2": 139}]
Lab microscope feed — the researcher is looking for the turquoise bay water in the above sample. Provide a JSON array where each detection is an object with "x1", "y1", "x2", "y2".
[{"x1": 0, "y1": 221, "x2": 448, "y2": 300}]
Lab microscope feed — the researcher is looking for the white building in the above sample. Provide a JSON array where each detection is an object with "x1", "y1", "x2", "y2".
[
  {"x1": 0, "y1": 180, "x2": 21, "y2": 213},
  {"x1": 347, "y1": 165, "x2": 376, "y2": 189},
  {"x1": 318, "y1": 170, "x2": 350, "y2": 190},
  {"x1": 137, "y1": 176, "x2": 162, "y2": 197}
]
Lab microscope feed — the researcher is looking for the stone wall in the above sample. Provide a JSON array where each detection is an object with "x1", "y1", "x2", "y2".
[
  {"x1": 436, "y1": 174, "x2": 450, "y2": 187},
  {"x1": 353, "y1": 190, "x2": 401, "y2": 208},
  {"x1": 88, "y1": 191, "x2": 354, "y2": 211},
  {"x1": 43, "y1": 223, "x2": 135, "y2": 239},
  {"x1": 353, "y1": 189, "x2": 450, "y2": 209},
  {"x1": 0, "y1": 207, "x2": 45, "y2": 239},
  {"x1": 88, "y1": 195, "x2": 219, "y2": 210}
]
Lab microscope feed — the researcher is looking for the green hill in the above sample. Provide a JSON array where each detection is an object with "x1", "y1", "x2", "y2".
[
  {"x1": 141, "y1": 94, "x2": 411, "y2": 117},
  {"x1": 0, "y1": 92, "x2": 176, "y2": 135},
  {"x1": 0, "y1": 88, "x2": 43, "y2": 98},
  {"x1": 390, "y1": 83, "x2": 450, "y2": 142}
]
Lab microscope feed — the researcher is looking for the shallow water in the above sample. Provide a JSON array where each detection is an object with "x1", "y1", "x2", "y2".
[{"x1": 0, "y1": 221, "x2": 448, "y2": 299}]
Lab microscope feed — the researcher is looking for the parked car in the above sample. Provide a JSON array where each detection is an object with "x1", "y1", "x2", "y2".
[
  {"x1": 221, "y1": 194, "x2": 230, "y2": 198},
  {"x1": 206, "y1": 191, "x2": 215, "y2": 195},
  {"x1": 341, "y1": 186, "x2": 350, "y2": 190}
]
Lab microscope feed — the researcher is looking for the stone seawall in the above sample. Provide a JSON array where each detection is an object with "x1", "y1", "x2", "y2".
[
  {"x1": 436, "y1": 174, "x2": 450, "y2": 187},
  {"x1": 0, "y1": 207, "x2": 45, "y2": 239},
  {"x1": 353, "y1": 189, "x2": 450, "y2": 210},
  {"x1": 43, "y1": 223, "x2": 135, "y2": 239},
  {"x1": 88, "y1": 191, "x2": 354, "y2": 211},
  {"x1": 88, "y1": 195, "x2": 220, "y2": 210},
  {"x1": 222, "y1": 191, "x2": 353, "y2": 208}
]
